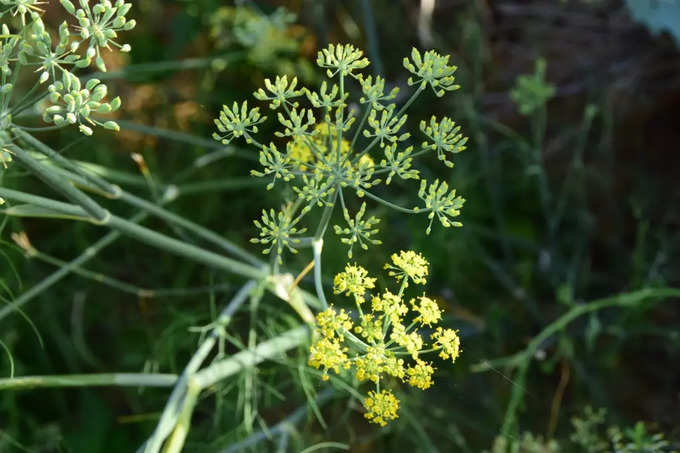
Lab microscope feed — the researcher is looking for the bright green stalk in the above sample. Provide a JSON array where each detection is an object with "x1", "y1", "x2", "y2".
[
  {"x1": 361, "y1": 190, "x2": 420, "y2": 214},
  {"x1": 310, "y1": 192, "x2": 337, "y2": 309},
  {"x1": 313, "y1": 238, "x2": 328, "y2": 310},
  {"x1": 193, "y1": 326, "x2": 309, "y2": 389},
  {"x1": 13, "y1": 128, "x2": 120, "y2": 196},
  {"x1": 9, "y1": 145, "x2": 110, "y2": 222},
  {"x1": 162, "y1": 378, "x2": 200, "y2": 453},
  {"x1": 0, "y1": 188, "x2": 266, "y2": 280},
  {"x1": 350, "y1": 104, "x2": 372, "y2": 151},
  {"x1": 396, "y1": 84, "x2": 425, "y2": 117},
  {"x1": 143, "y1": 281, "x2": 257, "y2": 453},
  {"x1": 39, "y1": 159, "x2": 263, "y2": 266},
  {"x1": 0, "y1": 373, "x2": 178, "y2": 390}
]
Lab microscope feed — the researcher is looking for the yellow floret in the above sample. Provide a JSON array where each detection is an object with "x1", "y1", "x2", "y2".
[
  {"x1": 354, "y1": 313, "x2": 384, "y2": 344},
  {"x1": 363, "y1": 389, "x2": 400, "y2": 426},
  {"x1": 385, "y1": 250, "x2": 429, "y2": 286},
  {"x1": 411, "y1": 295, "x2": 442, "y2": 326},
  {"x1": 390, "y1": 322, "x2": 423, "y2": 359},
  {"x1": 308, "y1": 336, "x2": 350, "y2": 380},
  {"x1": 315, "y1": 306, "x2": 353, "y2": 338},
  {"x1": 431, "y1": 327, "x2": 461, "y2": 363},
  {"x1": 371, "y1": 291, "x2": 408, "y2": 323},
  {"x1": 405, "y1": 359, "x2": 435, "y2": 390},
  {"x1": 333, "y1": 264, "x2": 376, "y2": 304}
]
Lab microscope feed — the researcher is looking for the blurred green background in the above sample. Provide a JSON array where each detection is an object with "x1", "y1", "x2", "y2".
[{"x1": 1, "y1": 0, "x2": 679, "y2": 451}]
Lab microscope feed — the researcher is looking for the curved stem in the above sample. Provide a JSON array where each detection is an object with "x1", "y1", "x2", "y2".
[
  {"x1": 361, "y1": 189, "x2": 420, "y2": 214},
  {"x1": 490, "y1": 287, "x2": 680, "y2": 438}
]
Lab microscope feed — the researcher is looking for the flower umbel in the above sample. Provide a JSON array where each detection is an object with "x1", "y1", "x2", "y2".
[
  {"x1": 417, "y1": 179, "x2": 466, "y2": 234},
  {"x1": 363, "y1": 390, "x2": 399, "y2": 427},
  {"x1": 308, "y1": 252, "x2": 462, "y2": 426},
  {"x1": 333, "y1": 263, "x2": 376, "y2": 304},
  {"x1": 213, "y1": 101, "x2": 266, "y2": 145},
  {"x1": 251, "y1": 207, "x2": 307, "y2": 264},
  {"x1": 213, "y1": 43, "x2": 469, "y2": 255},
  {"x1": 385, "y1": 250, "x2": 429, "y2": 286},
  {"x1": 403, "y1": 48, "x2": 460, "y2": 97}
]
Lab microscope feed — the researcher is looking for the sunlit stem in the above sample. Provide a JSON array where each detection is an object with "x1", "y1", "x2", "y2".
[{"x1": 0, "y1": 373, "x2": 178, "y2": 390}]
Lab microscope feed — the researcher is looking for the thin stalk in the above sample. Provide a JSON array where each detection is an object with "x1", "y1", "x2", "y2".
[
  {"x1": 90, "y1": 51, "x2": 247, "y2": 81},
  {"x1": 350, "y1": 104, "x2": 371, "y2": 151},
  {"x1": 39, "y1": 162, "x2": 263, "y2": 266},
  {"x1": 313, "y1": 239, "x2": 328, "y2": 309},
  {"x1": 142, "y1": 281, "x2": 257, "y2": 453},
  {"x1": 310, "y1": 192, "x2": 337, "y2": 309},
  {"x1": 116, "y1": 120, "x2": 255, "y2": 161},
  {"x1": 0, "y1": 373, "x2": 177, "y2": 390},
  {"x1": 467, "y1": 287, "x2": 680, "y2": 438},
  {"x1": 13, "y1": 128, "x2": 120, "y2": 196},
  {"x1": 21, "y1": 246, "x2": 233, "y2": 298},
  {"x1": 193, "y1": 326, "x2": 309, "y2": 389},
  {"x1": 9, "y1": 145, "x2": 110, "y2": 222},
  {"x1": 147, "y1": 326, "x2": 310, "y2": 453},
  {"x1": 162, "y1": 379, "x2": 201, "y2": 453},
  {"x1": 361, "y1": 190, "x2": 420, "y2": 214},
  {"x1": 0, "y1": 209, "x2": 146, "y2": 322},
  {"x1": 9, "y1": 80, "x2": 41, "y2": 115},
  {"x1": 336, "y1": 74, "x2": 345, "y2": 162},
  {"x1": 0, "y1": 189, "x2": 265, "y2": 280},
  {"x1": 396, "y1": 85, "x2": 425, "y2": 117}
]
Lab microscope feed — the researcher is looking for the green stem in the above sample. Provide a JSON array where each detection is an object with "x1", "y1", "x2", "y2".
[
  {"x1": 0, "y1": 189, "x2": 265, "y2": 280},
  {"x1": 13, "y1": 128, "x2": 120, "y2": 196},
  {"x1": 23, "y1": 246, "x2": 233, "y2": 298},
  {"x1": 350, "y1": 104, "x2": 371, "y2": 151},
  {"x1": 0, "y1": 373, "x2": 177, "y2": 390},
  {"x1": 396, "y1": 85, "x2": 425, "y2": 117},
  {"x1": 193, "y1": 326, "x2": 309, "y2": 389},
  {"x1": 361, "y1": 190, "x2": 420, "y2": 214},
  {"x1": 484, "y1": 287, "x2": 680, "y2": 438},
  {"x1": 313, "y1": 238, "x2": 328, "y2": 309},
  {"x1": 9, "y1": 145, "x2": 110, "y2": 222},
  {"x1": 38, "y1": 160, "x2": 263, "y2": 266},
  {"x1": 0, "y1": 209, "x2": 146, "y2": 322},
  {"x1": 143, "y1": 281, "x2": 256, "y2": 453}
]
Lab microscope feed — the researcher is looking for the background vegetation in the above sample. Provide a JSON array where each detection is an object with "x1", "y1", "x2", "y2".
[{"x1": 1, "y1": 0, "x2": 679, "y2": 451}]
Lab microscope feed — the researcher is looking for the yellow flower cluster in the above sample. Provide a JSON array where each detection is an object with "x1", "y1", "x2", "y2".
[
  {"x1": 333, "y1": 264, "x2": 376, "y2": 304},
  {"x1": 307, "y1": 250, "x2": 462, "y2": 426},
  {"x1": 364, "y1": 389, "x2": 400, "y2": 426},
  {"x1": 384, "y1": 250, "x2": 429, "y2": 286}
]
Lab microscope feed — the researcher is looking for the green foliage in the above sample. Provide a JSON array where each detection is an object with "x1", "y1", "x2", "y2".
[{"x1": 510, "y1": 58, "x2": 556, "y2": 115}]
